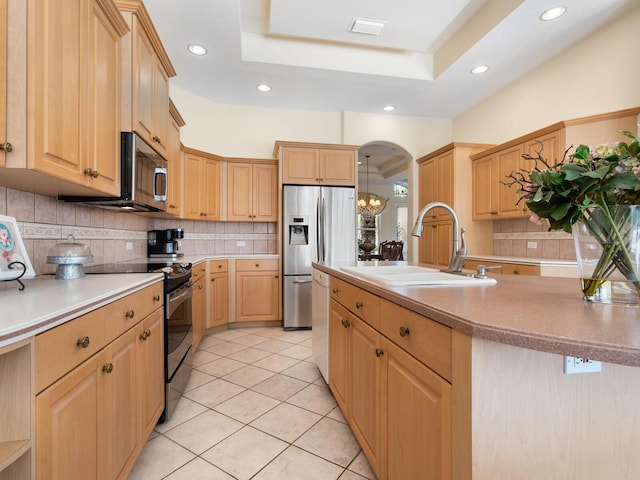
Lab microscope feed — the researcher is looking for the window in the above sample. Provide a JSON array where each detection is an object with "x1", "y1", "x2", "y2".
[{"x1": 393, "y1": 181, "x2": 408, "y2": 198}]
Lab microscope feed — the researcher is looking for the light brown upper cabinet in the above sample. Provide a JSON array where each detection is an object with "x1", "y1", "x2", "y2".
[
  {"x1": 416, "y1": 143, "x2": 493, "y2": 267},
  {"x1": 274, "y1": 141, "x2": 359, "y2": 186},
  {"x1": 471, "y1": 107, "x2": 640, "y2": 221},
  {"x1": 2, "y1": 0, "x2": 129, "y2": 197},
  {"x1": 115, "y1": 0, "x2": 176, "y2": 160},
  {"x1": 182, "y1": 147, "x2": 222, "y2": 221},
  {"x1": 166, "y1": 100, "x2": 185, "y2": 216},
  {"x1": 226, "y1": 159, "x2": 278, "y2": 222}
]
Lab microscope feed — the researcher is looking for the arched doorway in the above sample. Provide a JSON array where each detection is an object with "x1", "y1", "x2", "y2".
[{"x1": 357, "y1": 141, "x2": 412, "y2": 260}]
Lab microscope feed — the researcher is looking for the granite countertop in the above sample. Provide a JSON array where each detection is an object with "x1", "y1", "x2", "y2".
[
  {"x1": 315, "y1": 261, "x2": 640, "y2": 368},
  {"x1": 0, "y1": 273, "x2": 163, "y2": 348}
]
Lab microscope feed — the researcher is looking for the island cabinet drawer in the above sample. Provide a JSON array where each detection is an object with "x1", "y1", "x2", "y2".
[
  {"x1": 330, "y1": 277, "x2": 380, "y2": 329},
  {"x1": 236, "y1": 258, "x2": 279, "y2": 271},
  {"x1": 36, "y1": 309, "x2": 108, "y2": 393},
  {"x1": 209, "y1": 259, "x2": 229, "y2": 272},
  {"x1": 105, "y1": 282, "x2": 164, "y2": 339},
  {"x1": 379, "y1": 299, "x2": 452, "y2": 382}
]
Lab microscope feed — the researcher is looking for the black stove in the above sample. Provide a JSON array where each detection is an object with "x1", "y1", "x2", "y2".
[{"x1": 85, "y1": 262, "x2": 192, "y2": 292}]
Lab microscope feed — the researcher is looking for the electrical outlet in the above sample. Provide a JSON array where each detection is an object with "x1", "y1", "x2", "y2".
[
  {"x1": 125, "y1": 242, "x2": 133, "y2": 251},
  {"x1": 237, "y1": 241, "x2": 246, "y2": 247},
  {"x1": 564, "y1": 356, "x2": 602, "y2": 374},
  {"x1": 527, "y1": 241, "x2": 537, "y2": 249}
]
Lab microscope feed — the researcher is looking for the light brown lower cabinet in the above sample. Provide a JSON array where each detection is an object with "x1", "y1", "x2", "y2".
[
  {"x1": 35, "y1": 284, "x2": 164, "y2": 480},
  {"x1": 329, "y1": 276, "x2": 453, "y2": 480},
  {"x1": 235, "y1": 259, "x2": 279, "y2": 322},
  {"x1": 463, "y1": 258, "x2": 540, "y2": 276},
  {"x1": 192, "y1": 274, "x2": 206, "y2": 350}
]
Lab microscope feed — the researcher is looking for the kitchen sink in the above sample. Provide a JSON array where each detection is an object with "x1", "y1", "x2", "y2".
[{"x1": 340, "y1": 264, "x2": 497, "y2": 287}]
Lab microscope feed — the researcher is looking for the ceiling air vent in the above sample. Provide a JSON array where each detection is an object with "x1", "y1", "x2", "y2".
[{"x1": 349, "y1": 17, "x2": 386, "y2": 36}]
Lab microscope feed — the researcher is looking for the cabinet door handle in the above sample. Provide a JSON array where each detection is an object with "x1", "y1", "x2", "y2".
[
  {"x1": 153, "y1": 295, "x2": 161, "y2": 302},
  {"x1": 140, "y1": 331, "x2": 148, "y2": 341},
  {"x1": 0, "y1": 142, "x2": 13, "y2": 152},
  {"x1": 125, "y1": 310, "x2": 135, "y2": 319},
  {"x1": 76, "y1": 336, "x2": 90, "y2": 349},
  {"x1": 341, "y1": 318, "x2": 351, "y2": 328},
  {"x1": 355, "y1": 301, "x2": 363, "y2": 309},
  {"x1": 375, "y1": 348, "x2": 384, "y2": 357},
  {"x1": 211, "y1": 278, "x2": 216, "y2": 282},
  {"x1": 332, "y1": 288, "x2": 339, "y2": 294},
  {"x1": 198, "y1": 284, "x2": 203, "y2": 290},
  {"x1": 399, "y1": 326, "x2": 410, "y2": 337},
  {"x1": 102, "y1": 363, "x2": 114, "y2": 374},
  {"x1": 255, "y1": 263, "x2": 260, "y2": 268}
]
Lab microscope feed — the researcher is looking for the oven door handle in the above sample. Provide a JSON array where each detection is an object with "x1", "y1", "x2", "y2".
[{"x1": 168, "y1": 282, "x2": 193, "y2": 309}]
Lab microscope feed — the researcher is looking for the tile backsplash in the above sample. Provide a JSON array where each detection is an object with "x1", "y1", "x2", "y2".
[
  {"x1": 1, "y1": 187, "x2": 277, "y2": 276},
  {"x1": 492, "y1": 217, "x2": 575, "y2": 260}
]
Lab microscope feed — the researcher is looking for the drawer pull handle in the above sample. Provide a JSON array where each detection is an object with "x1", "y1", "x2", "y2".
[
  {"x1": 341, "y1": 318, "x2": 351, "y2": 328},
  {"x1": 399, "y1": 326, "x2": 410, "y2": 337},
  {"x1": 153, "y1": 295, "x2": 161, "y2": 302},
  {"x1": 125, "y1": 310, "x2": 135, "y2": 319},
  {"x1": 332, "y1": 288, "x2": 339, "y2": 294},
  {"x1": 218, "y1": 264, "x2": 223, "y2": 269},
  {"x1": 102, "y1": 363, "x2": 114, "y2": 374},
  {"x1": 375, "y1": 348, "x2": 384, "y2": 357},
  {"x1": 76, "y1": 336, "x2": 90, "y2": 349},
  {"x1": 255, "y1": 263, "x2": 260, "y2": 267},
  {"x1": 0, "y1": 142, "x2": 13, "y2": 152},
  {"x1": 140, "y1": 329, "x2": 152, "y2": 341},
  {"x1": 355, "y1": 301, "x2": 363, "y2": 309}
]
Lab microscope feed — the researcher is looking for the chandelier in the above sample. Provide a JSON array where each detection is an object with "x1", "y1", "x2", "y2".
[{"x1": 357, "y1": 155, "x2": 387, "y2": 217}]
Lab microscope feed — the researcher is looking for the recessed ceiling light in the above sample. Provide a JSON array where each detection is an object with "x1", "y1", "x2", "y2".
[
  {"x1": 471, "y1": 65, "x2": 489, "y2": 75},
  {"x1": 383, "y1": 105, "x2": 396, "y2": 112},
  {"x1": 187, "y1": 44, "x2": 207, "y2": 55},
  {"x1": 256, "y1": 84, "x2": 271, "y2": 93},
  {"x1": 540, "y1": 6, "x2": 566, "y2": 21}
]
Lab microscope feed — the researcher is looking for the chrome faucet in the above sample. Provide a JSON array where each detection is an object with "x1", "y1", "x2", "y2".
[{"x1": 411, "y1": 202, "x2": 467, "y2": 273}]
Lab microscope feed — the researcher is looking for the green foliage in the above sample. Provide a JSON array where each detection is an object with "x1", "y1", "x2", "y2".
[{"x1": 508, "y1": 131, "x2": 640, "y2": 233}]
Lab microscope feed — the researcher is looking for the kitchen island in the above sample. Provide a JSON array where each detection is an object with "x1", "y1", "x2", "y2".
[{"x1": 315, "y1": 261, "x2": 640, "y2": 480}]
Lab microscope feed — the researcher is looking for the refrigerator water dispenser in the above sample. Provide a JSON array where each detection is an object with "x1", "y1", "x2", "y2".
[{"x1": 288, "y1": 216, "x2": 309, "y2": 245}]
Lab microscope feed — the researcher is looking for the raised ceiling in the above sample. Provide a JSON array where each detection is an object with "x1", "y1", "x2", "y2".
[{"x1": 144, "y1": 0, "x2": 635, "y2": 118}]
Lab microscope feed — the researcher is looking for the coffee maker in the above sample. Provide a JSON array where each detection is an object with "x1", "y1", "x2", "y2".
[{"x1": 147, "y1": 229, "x2": 184, "y2": 258}]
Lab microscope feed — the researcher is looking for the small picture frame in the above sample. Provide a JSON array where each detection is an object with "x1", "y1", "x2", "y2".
[{"x1": 0, "y1": 215, "x2": 36, "y2": 280}]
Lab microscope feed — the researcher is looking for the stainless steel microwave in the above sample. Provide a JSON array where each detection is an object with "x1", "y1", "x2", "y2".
[{"x1": 59, "y1": 132, "x2": 168, "y2": 212}]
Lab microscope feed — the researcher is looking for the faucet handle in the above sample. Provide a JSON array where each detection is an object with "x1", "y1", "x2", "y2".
[{"x1": 475, "y1": 264, "x2": 502, "y2": 279}]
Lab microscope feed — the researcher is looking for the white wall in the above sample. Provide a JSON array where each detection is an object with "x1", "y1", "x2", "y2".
[
  {"x1": 170, "y1": 87, "x2": 344, "y2": 158},
  {"x1": 454, "y1": 5, "x2": 640, "y2": 143}
]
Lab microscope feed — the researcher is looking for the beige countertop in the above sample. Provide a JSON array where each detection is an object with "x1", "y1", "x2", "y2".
[
  {"x1": 0, "y1": 273, "x2": 163, "y2": 348},
  {"x1": 0, "y1": 254, "x2": 280, "y2": 348},
  {"x1": 315, "y1": 261, "x2": 640, "y2": 368}
]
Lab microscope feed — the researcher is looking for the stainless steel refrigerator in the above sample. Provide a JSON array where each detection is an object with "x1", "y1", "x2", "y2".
[{"x1": 283, "y1": 185, "x2": 356, "y2": 329}]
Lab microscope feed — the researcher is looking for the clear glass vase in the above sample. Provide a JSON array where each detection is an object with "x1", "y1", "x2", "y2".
[{"x1": 573, "y1": 205, "x2": 640, "y2": 305}]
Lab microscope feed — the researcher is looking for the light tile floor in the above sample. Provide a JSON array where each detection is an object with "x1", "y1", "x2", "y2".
[{"x1": 129, "y1": 327, "x2": 377, "y2": 480}]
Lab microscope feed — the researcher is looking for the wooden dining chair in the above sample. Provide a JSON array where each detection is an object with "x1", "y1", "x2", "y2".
[{"x1": 379, "y1": 241, "x2": 404, "y2": 261}]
